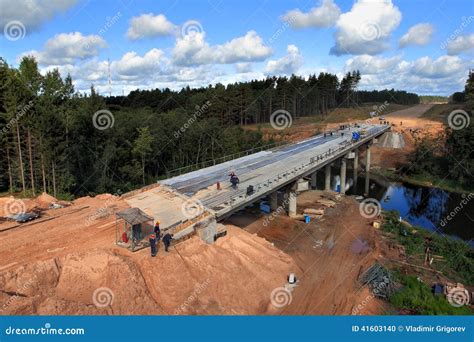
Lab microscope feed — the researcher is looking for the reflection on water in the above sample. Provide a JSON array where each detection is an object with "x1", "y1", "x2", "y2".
[{"x1": 318, "y1": 167, "x2": 473, "y2": 247}]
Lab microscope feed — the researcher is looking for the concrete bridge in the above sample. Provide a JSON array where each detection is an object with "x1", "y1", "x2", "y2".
[
  {"x1": 163, "y1": 123, "x2": 389, "y2": 217},
  {"x1": 125, "y1": 123, "x2": 390, "y2": 244}
]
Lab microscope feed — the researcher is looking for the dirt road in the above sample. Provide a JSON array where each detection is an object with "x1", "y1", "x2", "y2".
[{"x1": 385, "y1": 104, "x2": 433, "y2": 119}]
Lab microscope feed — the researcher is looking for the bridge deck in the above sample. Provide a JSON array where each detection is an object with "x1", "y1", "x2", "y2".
[{"x1": 161, "y1": 123, "x2": 389, "y2": 218}]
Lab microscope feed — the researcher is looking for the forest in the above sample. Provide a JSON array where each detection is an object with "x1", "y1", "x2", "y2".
[{"x1": 0, "y1": 56, "x2": 420, "y2": 198}]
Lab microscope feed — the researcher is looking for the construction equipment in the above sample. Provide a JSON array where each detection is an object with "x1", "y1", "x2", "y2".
[{"x1": 352, "y1": 131, "x2": 361, "y2": 142}]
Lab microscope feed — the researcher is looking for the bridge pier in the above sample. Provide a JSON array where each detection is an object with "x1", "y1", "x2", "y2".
[
  {"x1": 365, "y1": 144, "x2": 371, "y2": 195},
  {"x1": 311, "y1": 172, "x2": 317, "y2": 190},
  {"x1": 269, "y1": 192, "x2": 278, "y2": 211},
  {"x1": 325, "y1": 164, "x2": 331, "y2": 191},
  {"x1": 340, "y1": 157, "x2": 347, "y2": 194},
  {"x1": 353, "y1": 149, "x2": 359, "y2": 189},
  {"x1": 288, "y1": 191, "x2": 297, "y2": 217}
]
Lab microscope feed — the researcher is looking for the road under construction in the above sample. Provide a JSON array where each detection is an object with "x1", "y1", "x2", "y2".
[{"x1": 123, "y1": 123, "x2": 390, "y2": 244}]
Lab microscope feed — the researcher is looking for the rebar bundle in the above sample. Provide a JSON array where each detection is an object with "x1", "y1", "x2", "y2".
[{"x1": 359, "y1": 263, "x2": 395, "y2": 299}]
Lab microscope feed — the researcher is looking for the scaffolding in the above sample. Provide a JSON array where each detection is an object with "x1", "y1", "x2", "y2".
[{"x1": 115, "y1": 208, "x2": 154, "y2": 252}]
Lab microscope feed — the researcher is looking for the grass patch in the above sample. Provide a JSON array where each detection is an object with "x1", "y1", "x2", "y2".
[
  {"x1": 389, "y1": 274, "x2": 472, "y2": 315},
  {"x1": 421, "y1": 103, "x2": 465, "y2": 123},
  {"x1": 323, "y1": 103, "x2": 410, "y2": 123},
  {"x1": 383, "y1": 211, "x2": 474, "y2": 284}
]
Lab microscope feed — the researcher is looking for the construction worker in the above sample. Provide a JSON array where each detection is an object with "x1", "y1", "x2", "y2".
[
  {"x1": 229, "y1": 171, "x2": 240, "y2": 189},
  {"x1": 149, "y1": 234, "x2": 157, "y2": 257},
  {"x1": 163, "y1": 233, "x2": 173, "y2": 252},
  {"x1": 154, "y1": 221, "x2": 161, "y2": 241}
]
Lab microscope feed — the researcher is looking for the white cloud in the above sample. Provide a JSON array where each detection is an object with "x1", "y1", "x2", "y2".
[
  {"x1": 330, "y1": 0, "x2": 402, "y2": 56},
  {"x1": 345, "y1": 54, "x2": 467, "y2": 95},
  {"x1": 126, "y1": 13, "x2": 176, "y2": 40},
  {"x1": 0, "y1": 0, "x2": 77, "y2": 34},
  {"x1": 173, "y1": 30, "x2": 272, "y2": 66},
  {"x1": 399, "y1": 23, "x2": 434, "y2": 47},
  {"x1": 345, "y1": 55, "x2": 402, "y2": 74},
  {"x1": 235, "y1": 63, "x2": 252, "y2": 73},
  {"x1": 411, "y1": 55, "x2": 464, "y2": 78},
  {"x1": 265, "y1": 45, "x2": 303, "y2": 75},
  {"x1": 20, "y1": 32, "x2": 107, "y2": 65},
  {"x1": 282, "y1": 0, "x2": 341, "y2": 29},
  {"x1": 446, "y1": 34, "x2": 474, "y2": 55},
  {"x1": 112, "y1": 49, "x2": 168, "y2": 79}
]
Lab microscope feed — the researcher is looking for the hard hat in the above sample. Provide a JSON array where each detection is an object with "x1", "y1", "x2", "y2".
[{"x1": 155, "y1": 221, "x2": 160, "y2": 225}]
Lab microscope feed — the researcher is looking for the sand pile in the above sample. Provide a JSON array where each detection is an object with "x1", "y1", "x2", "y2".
[
  {"x1": 0, "y1": 226, "x2": 298, "y2": 315},
  {"x1": 35, "y1": 192, "x2": 58, "y2": 208},
  {"x1": 95, "y1": 194, "x2": 119, "y2": 201}
]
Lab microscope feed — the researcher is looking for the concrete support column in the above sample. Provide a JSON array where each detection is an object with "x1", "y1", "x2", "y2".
[
  {"x1": 269, "y1": 192, "x2": 278, "y2": 211},
  {"x1": 365, "y1": 145, "x2": 371, "y2": 195},
  {"x1": 340, "y1": 158, "x2": 347, "y2": 194},
  {"x1": 311, "y1": 172, "x2": 317, "y2": 190},
  {"x1": 288, "y1": 191, "x2": 297, "y2": 217},
  {"x1": 353, "y1": 149, "x2": 359, "y2": 189},
  {"x1": 325, "y1": 164, "x2": 331, "y2": 191}
]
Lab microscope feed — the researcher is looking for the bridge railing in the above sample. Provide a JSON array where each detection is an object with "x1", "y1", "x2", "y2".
[{"x1": 165, "y1": 141, "x2": 289, "y2": 179}]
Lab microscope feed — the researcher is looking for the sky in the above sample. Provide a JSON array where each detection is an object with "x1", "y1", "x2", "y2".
[{"x1": 0, "y1": 0, "x2": 473, "y2": 96}]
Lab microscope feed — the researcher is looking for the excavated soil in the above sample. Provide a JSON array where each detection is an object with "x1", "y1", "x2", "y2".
[
  {"x1": 233, "y1": 191, "x2": 388, "y2": 315},
  {"x1": 0, "y1": 191, "x2": 297, "y2": 315}
]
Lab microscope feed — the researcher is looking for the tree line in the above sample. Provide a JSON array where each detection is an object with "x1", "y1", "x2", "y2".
[{"x1": 0, "y1": 56, "x2": 419, "y2": 198}]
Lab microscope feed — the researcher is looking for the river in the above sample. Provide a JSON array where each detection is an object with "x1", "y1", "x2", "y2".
[{"x1": 324, "y1": 170, "x2": 473, "y2": 247}]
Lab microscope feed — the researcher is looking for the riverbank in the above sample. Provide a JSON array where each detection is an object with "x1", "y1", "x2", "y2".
[
  {"x1": 372, "y1": 168, "x2": 474, "y2": 195},
  {"x1": 379, "y1": 211, "x2": 473, "y2": 315}
]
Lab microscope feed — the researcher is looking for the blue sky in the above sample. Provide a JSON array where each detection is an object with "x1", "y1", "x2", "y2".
[{"x1": 1, "y1": 0, "x2": 473, "y2": 95}]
